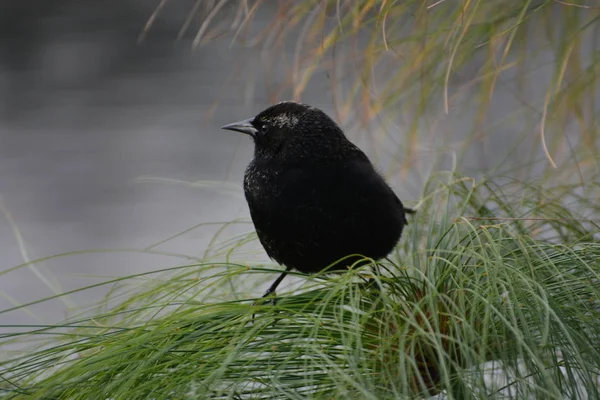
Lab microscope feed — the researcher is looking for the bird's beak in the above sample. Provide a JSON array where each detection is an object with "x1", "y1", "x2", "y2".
[{"x1": 221, "y1": 118, "x2": 258, "y2": 137}]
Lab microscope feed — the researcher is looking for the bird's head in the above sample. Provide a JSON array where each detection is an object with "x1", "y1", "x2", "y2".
[{"x1": 222, "y1": 101, "x2": 352, "y2": 163}]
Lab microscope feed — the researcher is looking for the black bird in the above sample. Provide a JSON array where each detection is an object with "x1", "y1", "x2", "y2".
[{"x1": 222, "y1": 101, "x2": 413, "y2": 299}]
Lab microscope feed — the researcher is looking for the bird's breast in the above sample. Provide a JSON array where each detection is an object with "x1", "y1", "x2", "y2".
[{"x1": 243, "y1": 161, "x2": 287, "y2": 216}]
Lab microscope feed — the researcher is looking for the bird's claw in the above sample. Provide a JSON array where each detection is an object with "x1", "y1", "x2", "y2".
[
  {"x1": 256, "y1": 292, "x2": 278, "y2": 306},
  {"x1": 357, "y1": 277, "x2": 383, "y2": 294},
  {"x1": 251, "y1": 291, "x2": 278, "y2": 322}
]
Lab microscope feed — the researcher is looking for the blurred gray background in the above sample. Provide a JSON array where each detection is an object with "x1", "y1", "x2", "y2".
[
  {"x1": 0, "y1": 1, "x2": 596, "y2": 329},
  {"x1": 0, "y1": 1, "x2": 335, "y2": 328}
]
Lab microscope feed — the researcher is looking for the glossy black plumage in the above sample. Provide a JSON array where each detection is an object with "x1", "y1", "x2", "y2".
[{"x1": 222, "y1": 101, "x2": 411, "y2": 297}]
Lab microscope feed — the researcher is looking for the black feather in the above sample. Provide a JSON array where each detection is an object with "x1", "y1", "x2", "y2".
[{"x1": 223, "y1": 101, "x2": 412, "y2": 297}]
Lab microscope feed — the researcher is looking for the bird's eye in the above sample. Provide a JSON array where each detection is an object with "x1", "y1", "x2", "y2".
[{"x1": 260, "y1": 124, "x2": 268, "y2": 134}]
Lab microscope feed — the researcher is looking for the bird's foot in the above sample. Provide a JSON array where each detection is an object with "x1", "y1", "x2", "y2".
[
  {"x1": 255, "y1": 292, "x2": 278, "y2": 306},
  {"x1": 251, "y1": 290, "x2": 278, "y2": 322},
  {"x1": 357, "y1": 276, "x2": 383, "y2": 293},
  {"x1": 262, "y1": 286, "x2": 278, "y2": 300}
]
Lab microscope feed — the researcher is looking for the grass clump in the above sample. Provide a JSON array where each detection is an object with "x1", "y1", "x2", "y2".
[{"x1": 0, "y1": 173, "x2": 598, "y2": 399}]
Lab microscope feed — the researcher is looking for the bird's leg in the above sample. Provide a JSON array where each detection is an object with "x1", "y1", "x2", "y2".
[
  {"x1": 262, "y1": 267, "x2": 290, "y2": 300},
  {"x1": 357, "y1": 262, "x2": 384, "y2": 293},
  {"x1": 367, "y1": 263, "x2": 384, "y2": 293},
  {"x1": 373, "y1": 262, "x2": 382, "y2": 277},
  {"x1": 252, "y1": 267, "x2": 290, "y2": 322}
]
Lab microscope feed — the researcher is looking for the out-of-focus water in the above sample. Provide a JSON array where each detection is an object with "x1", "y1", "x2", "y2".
[{"x1": 0, "y1": 1, "x2": 268, "y2": 326}]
